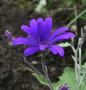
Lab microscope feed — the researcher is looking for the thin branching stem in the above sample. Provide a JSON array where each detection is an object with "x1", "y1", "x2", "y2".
[
  {"x1": 71, "y1": 44, "x2": 81, "y2": 89},
  {"x1": 15, "y1": 48, "x2": 45, "y2": 78},
  {"x1": 71, "y1": 39, "x2": 83, "y2": 90},
  {"x1": 41, "y1": 52, "x2": 53, "y2": 90},
  {"x1": 1, "y1": 30, "x2": 45, "y2": 78},
  {"x1": 67, "y1": 9, "x2": 86, "y2": 27}
]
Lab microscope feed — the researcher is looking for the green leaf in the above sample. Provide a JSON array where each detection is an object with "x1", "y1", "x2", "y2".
[
  {"x1": 52, "y1": 82, "x2": 61, "y2": 90},
  {"x1": 58, "y1": 67, "x2": 77, "y2": 90},
  {"x1": 58, "y1": 42, "x2": 71, "y2": 47},
  {"x1": 32, "y1": 73, "x2": 49, "y2": 86},
  {"x1": 81, "y1": 63, "x2": 86, "y2": 90},
  {"x1": 33, "y1": 73, "x2": 60, "y2": 90},
  {"x1": 33, "y1": 68, "x2": 77, "y2": 90}
]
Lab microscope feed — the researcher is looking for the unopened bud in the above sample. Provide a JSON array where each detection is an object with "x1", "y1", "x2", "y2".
[
  {"x1": 58, "y1": 84, "x2": 70, "y2": 90},
  {"x1": 4, "y1": 30, "x2": 14, "y2": 41}
]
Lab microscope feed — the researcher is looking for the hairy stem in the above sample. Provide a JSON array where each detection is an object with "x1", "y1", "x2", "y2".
[
  {"x1": 15, "y1": 48, "x2": 45, "y2": 77},
  {"x1": 78, "y1": 47, "x2": 82, "y2": 85},
  {"x1": 41, "y1": 52, "x2": 53, "y2": 90},
  {"x1": 71, "y1": 43, "x2": 82, "y2": 90}
]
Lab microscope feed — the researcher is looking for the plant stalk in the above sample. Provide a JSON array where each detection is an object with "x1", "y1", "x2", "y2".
[
  {"x1": 15, "y1": 48, "x2": 45, "y2": 77},
  {"x1": 41, "y1": 52, "x2": 53, "y2": 90}
]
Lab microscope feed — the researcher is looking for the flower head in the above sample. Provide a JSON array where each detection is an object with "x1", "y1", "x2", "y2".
[
  {"x1": 12, "y1": 17, "x2": 75, "y2": 57},
  {"x1": 58, "y1": 84, "x2": 70, "y2": 90}
]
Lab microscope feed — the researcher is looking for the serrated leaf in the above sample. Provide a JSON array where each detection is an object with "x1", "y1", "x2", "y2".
[{"x1": 58, "y1": 42, "x2": 71, "y2": 47}]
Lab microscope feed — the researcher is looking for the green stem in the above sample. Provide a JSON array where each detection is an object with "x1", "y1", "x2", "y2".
[
  {"x1": 41, "y1": 52, "x2": 53, "y2": 90},
  {"x1": 67, "y1": 9, "x2": 86, "y2": 27},
  {"x1": 15, "y1": 48, "x2": 45, "y2": 77}
]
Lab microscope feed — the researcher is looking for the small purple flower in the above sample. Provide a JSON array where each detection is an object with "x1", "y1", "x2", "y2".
[
  {"x1": 4, "y1": 30, "x2": 14, "y2": 41},
  {"x1": 58, "y1": 84, "x2": 70, "y2": 90},
  {"x1": 12, "y1": 17, "x2": 75, "y2": 57}
]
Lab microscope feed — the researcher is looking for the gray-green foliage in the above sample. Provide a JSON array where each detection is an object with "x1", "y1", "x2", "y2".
[
  {"x1": 81, "y1": 63, "x2": 86, "y2": 90},
  {"x1": 33, "y1": 73, "x2": 49, "y2": 86},
  {"x1": 33, "y1": 72, "x2": 60, "y2": 90},
  {"x1": 33, "y1": 67, "x2": 77, "y2": 90},
  {"x1": 33, "y1": 65, "x2": 86, "y2": 90},
  {"x1": 59, "y1": 66, "x2": 86, "y2": 90},
  {"x1": 58, "y1": 67, "x2": 77, "y2": 90}
]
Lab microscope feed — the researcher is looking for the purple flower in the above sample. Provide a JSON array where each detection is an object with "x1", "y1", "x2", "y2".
[
  {"x1": 58, "y1": 84, "x2": 70, "y2": 90},
  {"x1": 12, "y1": 17, "x2": 75, "y2": 57}
]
